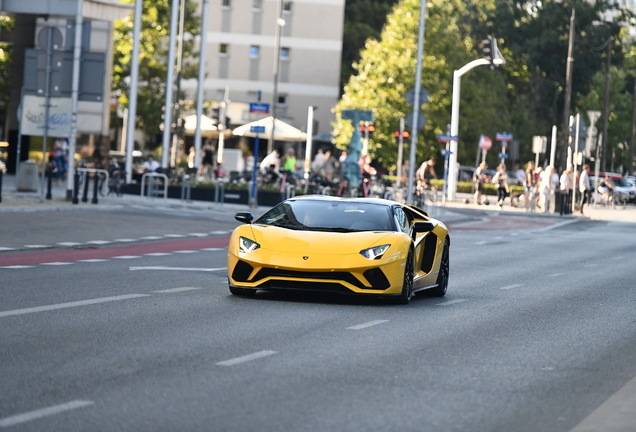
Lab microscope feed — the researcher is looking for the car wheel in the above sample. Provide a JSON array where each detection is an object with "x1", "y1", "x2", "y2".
[
  {"x1": 428, "y1": 239, "x2": 449, "y2": 297},
  {"x1": 396, "y1": 249, "x2": 414, "y2": 304},
  {"x1": 229, "y1": 286, "x2": 257, "y2": 296}
]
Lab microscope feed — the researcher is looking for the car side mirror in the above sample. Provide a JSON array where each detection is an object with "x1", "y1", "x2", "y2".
[
  {"x1": 411, "y1": 221, "x2": 435, "y2": 239},
  {"x1": 235, "y1": 212, "x2": 254, "y2": 224}
]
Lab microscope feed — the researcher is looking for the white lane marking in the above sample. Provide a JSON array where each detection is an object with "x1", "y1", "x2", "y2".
[
  {"x1": 112, "y1": 255, "x2": 141, "y2": 260},
  {"x1": 500, "y1": 284, "x2": 524, "y2": 290},
  {"x1": 144, "y1": 252, "x2": 172, "y2": 257},
  {"x1": 494, "y1": 236, "x2": 503, "y2": 240},
  {"x1": 164, "y1": 234, "x2": 185, "y2": 238},
  {"x1": 140, "y1": 236, "x2": 162, "y2": 240},
  {"x1": 153, "y1": 287, "x2": 202, "y2": 293},
  {"x1": 41, "y1": 262, "x2": 72, "y2": 266},
  {"x1": 201, "y1": 248, "x2": 224, "y2": 251},
  {"x1": 210, "y1": 230, "x2": 229, "y2": 235},
  {"x1": 189, "y1": 233, "x2": 208, "y2": 237},
  {"x1": 534, "y1": 218, "x2": 578, "y2": 232},
  {"x1": 548, "y1": 272, "x2": 565, "y2": 277},
  {"x1": 437, "y1": 299, "x2": 467, "y2": 306},
  {"x1": 475, "y1": 241, "x2": 488, "y2": 245},
  {"x1": 0, "y1": 247, "x2": 15, "y2": 251},
  {"x1": 0, "y1": 400, "x2": 94, "y2": 428},
  {"x1": 57, "y1": 242, "x2": 81, "y2": 247},
  {"x1": 78, "y1": 259, "x2": 107, "y2": 263},
  {"x1": 510, "y1": 232, "x2": 519, "y2": 236},
  {"x1": 174, "y1": 250, "x2": 198, "y2": 254},
  {"x1": 0, "y1": 294, "x2": 149, "y2": 318},
  {"x1": 86, "y1": 240, "x2": 111, "y2": 245},
  {"x1": 0, "y1": 265, "x2": 35, "y2": 269},
  {"x1": 216, "y1": 350, "x2": 277, "y2": 366},
  {"x1": 130, "y1": 266, "x2": 226, "y2": 272},
  {"x1": 114, "y1": 239, "x2": 136, "y2": 242},
  {"x1": 613, "y1": 256, "x2": 626, "y2": 260},
  {"x1": 347, "y1": 320, "x2": 390, "y2": 330},
  {"x1": 24, "y1": 245, "x2": 49, "y2": 249}
]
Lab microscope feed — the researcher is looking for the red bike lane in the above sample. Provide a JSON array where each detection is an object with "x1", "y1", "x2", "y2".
[{"x1": 0, "y1": 237, "x2": 230, "y2": 267}]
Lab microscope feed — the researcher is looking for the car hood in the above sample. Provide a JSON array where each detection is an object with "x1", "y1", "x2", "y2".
[{"x1": 250, "y1": 225, "x2": 396, "y2": 255}]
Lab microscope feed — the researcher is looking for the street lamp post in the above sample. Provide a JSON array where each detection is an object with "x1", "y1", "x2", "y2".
[
  {"x1": 269, "y1": 0, "x2": 284, "y2": 155},
  {"x1": 560, "y1": 3, "x2": 576, "y2": 170}
]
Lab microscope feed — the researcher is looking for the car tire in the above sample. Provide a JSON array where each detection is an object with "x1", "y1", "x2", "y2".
[
  {"x1": 427, "y1": 239, "x2": 449, "y2": 297},
  {"x1": 396, "y1": 249, "x2": 414, "y2": 304},
  {"x1": 229, "y1": 286, "x2": 257, "y2": 296}
]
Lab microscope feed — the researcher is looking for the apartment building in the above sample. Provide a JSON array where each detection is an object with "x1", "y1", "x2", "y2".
[{"x1": 183, "y1": 0, "x2": 345, "y2": 136}]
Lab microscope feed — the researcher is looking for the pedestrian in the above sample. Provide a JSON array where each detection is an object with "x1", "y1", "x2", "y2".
[
  {"x1": 514, "y1": 163, "x2": 526, "y2": 186},
  {"x1": 339, "y1": 151, "x2": 348, "y2": 178},
  {"x1": 201, "y1": 140, "x2": 215, "y2": 180},
  {"x1": 492, "y1": 164, "x2": 509, "y2": 209},
  {"x1": 312, "y1": 148, "x2": 326, "y2": 173},
  {"x1": 538, "y1": 165, "x2": 554, "y2": 213},
  {"x1": 281, "y1": 148, "x2": 297, "y2": 176},
  {"x1": 579, "y1": 164, "x2": 591, "y2": 214},
  {"x1": 187, "y1": 146, "x2": 195, "y2": 169},
  {"x1": 260, "y1": 149, "x2": 281, "y2": 174},
  {"x1": 323, "y1": 150, "x2": 336, "y2": 181},
  {"x1": 473, "y1": 162, "x2": 488, "y2": 205},
  {"x1": 559, "y1": 167, "x2": 572, "y2": 215},
  {"x1": 143, "y1": 154, "x2": 159, "y2": 172}
]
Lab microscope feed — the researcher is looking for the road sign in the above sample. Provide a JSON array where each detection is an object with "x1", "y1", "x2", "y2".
[
  {"x1": 405, "y1": 87, "x2": 430, "y2": 106},
  {"x1": 406, "y1": 111, "x2": 426, "y2": 130},
  {"x1": 532, "y1": 136, "x2": 547, "y2": 154},
  {"x1": 250, "y1": 126, "x2": 266, "y2": 133},
  {"x1": 479, "y1": 135, "x2": 492, "y2": 150},
  {"x1": 249, "y1": 103, "x2": 270, "y2": 114},
  {"x1": 437, "y1": 134, "x2": 459, "y2": 142},
  {"x1": 440, "y1": 149, "x2": 453, "y2": 156},
  {"x1": 498, "y1": 153, "x2": 509, "y2": 159},
  {"x1": 496, "y1": 132, "x2": 513, "y2": 141}
]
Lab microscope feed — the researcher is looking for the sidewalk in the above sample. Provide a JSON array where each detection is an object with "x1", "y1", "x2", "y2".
[{"x1": 1, "y1": 174, "x2": 634, "y2": 224}]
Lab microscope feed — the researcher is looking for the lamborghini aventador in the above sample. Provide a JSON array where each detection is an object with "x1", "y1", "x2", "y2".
[{"x1": 227, "y1": 196, "x2": 449, "y2": 304}]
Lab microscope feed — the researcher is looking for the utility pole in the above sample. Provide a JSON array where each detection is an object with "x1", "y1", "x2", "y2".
[
  {"x1": 630, "y1": 72, "x2": 636, "y2": 175},
  {"x1": 560, "y1": 4, "x2": 576, "y2": 170},
  {"x1": 600, "y1": 36, "x2": 612, "y2": 172}
]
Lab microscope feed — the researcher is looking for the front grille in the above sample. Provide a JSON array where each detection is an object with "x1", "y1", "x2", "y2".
[
  {"x1": 251, "y1": 267, "x2": 390, "y2": 291},
  {"x1": 232, "y1": 260, "x2": 254, "y2": 282},
  {"x1": 363, "y1": 268, "x2": 391, "y2": 290}
]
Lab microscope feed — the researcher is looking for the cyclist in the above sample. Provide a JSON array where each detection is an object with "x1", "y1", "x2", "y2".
[
  {"x1": 416, "y1": 158, "x2": 437, "y2": 191},
  {"x1": 598, "y1": 177, "x2": 615, "y2": 204}
]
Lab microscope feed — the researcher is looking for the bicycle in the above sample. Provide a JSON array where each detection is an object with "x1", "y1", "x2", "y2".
[{"x1": 590, "y1": 191, "x2": 627, "y2": 210}]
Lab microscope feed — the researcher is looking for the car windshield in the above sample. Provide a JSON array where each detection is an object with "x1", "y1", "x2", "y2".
[
  {"x1": 613, "y1": 179, "x2": 631, "y2": 187},
  {"x1": 254, "y1": 200, "x2": 396, "y2": 232}
]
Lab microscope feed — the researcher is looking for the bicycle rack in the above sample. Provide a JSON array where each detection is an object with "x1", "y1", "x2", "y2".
[
  {"x1": 181, "y1": 174, "x2": 193, "y2": 202},
  {"x1": 76, "y1": 168, "x2": 109, "y2": 204},
  {"x1": 214, "y1": 181, "x2": 225, "y2": 204},
  {"x1": 141, "y1": 172, "x2": 168, "y2": 200}
]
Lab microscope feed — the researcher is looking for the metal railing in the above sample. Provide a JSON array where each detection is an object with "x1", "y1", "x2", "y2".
[
  {"x1": 141, "y1": 172, "x2": 168, "y2": 200},
  {"x1": 77, "y1": 168, "x2": 109, "y2": 204}
]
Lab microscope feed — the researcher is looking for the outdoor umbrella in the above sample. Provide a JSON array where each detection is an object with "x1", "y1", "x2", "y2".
[
  {"x1": 232, "y1": 116, "x2": 307, "y2": 141},
  {"x1": 182, "y1": 114, "x2": 230, "y2": 138}
]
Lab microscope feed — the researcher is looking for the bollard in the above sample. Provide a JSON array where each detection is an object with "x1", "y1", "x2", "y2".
[
  {"x1": 0, "y1": 168, "x2": 3, "y2": 203},
  {"x1": 72, "y1": 171, "x2": 80, "y2": 204},
  {"x1": 81, "y1": 174, "x2": 89, "y2": 203},
  {"x1": 91, "y1": 174, "x2": 99, "y2": 204},
  {"x1": 46, "y1": 168, "x2": 53, "y2": 200}
]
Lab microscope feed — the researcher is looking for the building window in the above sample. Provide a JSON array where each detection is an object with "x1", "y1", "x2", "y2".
[
  {"x1": 253, "y1": 0, "x2": 262, "y2": 9},
  {"x1": 222, "y1": 0, "x2": 231, "y2": 7},
  {"x1": 283, "y1": 1, "x2": 292, "y2": 12},
  {"x1": 219, "y1": 43, "x2": 229, "y2": 55},
  {"x1": 280, "y1": 47, "x2": 290, "y2": 60},
  {"x1": 250, "y1": 45, "x2": 260, "y2": 57}
]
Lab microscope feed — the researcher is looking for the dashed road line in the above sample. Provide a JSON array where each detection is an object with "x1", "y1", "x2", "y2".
[
  {"x1": 174, "y1": 250, "x2": 198, "y2": 254},
  {"x1": 86, "y1": 240, "x2": 111, "y2": 245},
  {"x1": 201, "y1": 247, "x2": 225, "y2": 251},
  {"x1": 437, "y1": 299, "x2": 467, "y2": 306},
  {"x1": 613, "y1": 256, "x2": 626, "y2": 260},
  {"x1": 0, "y1": 400, "x2": 94, "y2": 428},
  {"x1": 114, "y1": 239, "x2": 136, "y2": 242},
  {"x1": 140, "y1": 236, "x2": 162, "y2": 240},
  {"x1": 130, "y1": 266, "x2": 226, "y2": 272},
  {"x1": 57, "y1": 242, "x2": 81, "y2": 247},
  {"x1": 475, "y1": 241, "x2": 488, "y2": 245},
  {"x1": 0, "y1": 265, "x2": 34, "y2": 269},
  {"x1": 216, "y1": 350, "x2": 277, "y2": 366},
  {"x1": 210, "y1": 231, "x2": 229, "y2": 235},
  {"x1": 188, "y1": 233, "x2": 208, "y2": 237},
  {"x1": 0, "y1": 247, "x2": 15, "y2": 251},
  {"x1": 0, "y1": 294, "x2": 150, "y2": 318},
  {"x1": 164, "y1": 234, "x2": 186, "y2": 238},
  {"x1": 41, "y1": 262, "x2": 72, "y2": 266},
  {"x1": 24, "y1": 245, "x2": 49, "y2": 249},
  {"x1": 112, "y1": 255, "x2": 141, "y2": 260},
  {"x1": 153, "y1": 287, "x2": 202, "y2": 293},
  {"x1": 347, "y1": 320, "x2": 390, "y2": 330},
  {"x1": 499, "y1": 284, "x2": 524, "y2": 290},
  {"x1": 548, "y1": 273, "x2": 565, "y2": 277},
  {"x1": 78, "y1": 259, "x2": 108, "y2": 263},
  {"x1": 143, "y1": 252, "x2": 172, "y2": 257}
]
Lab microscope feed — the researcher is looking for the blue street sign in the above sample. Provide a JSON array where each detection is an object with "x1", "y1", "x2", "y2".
[
  {"x1": 437, "y1": 134, "x2": 459, "y2": 142},
  {"x1": 498, "y1": 153, "x2": 509, "y2": 159},
  {"x1": 250, "y1": 125, "x2": 266, "y2": 133},
  {"x1": 440, "y1": 149, "x2": 453, "y2": 156},
  {"x1": 496, "y1": 132, "x2": 514, "y2": 141},
  {"x1": 249, "y1": 103, "x2": 270, "y2": 114}
]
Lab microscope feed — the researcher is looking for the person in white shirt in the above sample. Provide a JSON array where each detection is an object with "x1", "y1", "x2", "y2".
[
  {"x1": 538, "y1": 165, "x2": 554, "y2": 212},
  {"x1": 143, "y1": 155, "x2": 159, "y2": 172},
  {"x1": 260, "y1": 149, "x2": 281, "y2": 174},
  {"x1": 579, "y1": 164, "x2": 591, "y2": 214},
  {"x1": 559, "y1": 167, "x2": 572, "y2": 215}
]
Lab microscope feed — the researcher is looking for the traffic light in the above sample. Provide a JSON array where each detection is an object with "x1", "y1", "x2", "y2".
[
  {"x1": 394, "y1": 130, "x2": 410, "y2": 143},
  {"x1": 211, "y1": 107, "x2": 220, "y2": 122},
  {"x1": 367, "y1": 124, "x2": 375, "y2": 139},
  {"x1": 359, "y1": 123, "x2": 375, "y2": 139},
  {"x1": 481, "y1": 35, "x2": 495, "y2": 70}
]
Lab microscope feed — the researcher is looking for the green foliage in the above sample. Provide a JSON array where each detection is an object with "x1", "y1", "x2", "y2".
[
  {"x1": 0, "y1": 16, "x2": 14, "y2": 119},
  {"x1": 112, "y1": 0, "x2": 200, "y2": 149}
]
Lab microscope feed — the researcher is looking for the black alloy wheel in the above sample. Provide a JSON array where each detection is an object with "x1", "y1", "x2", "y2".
[
  {"x1": 428, "y1": 239, "x2": 449, "y2": 297},
  {"x1": 396, "y1": 249, "x2": 414, "y2": 304},
  {"x1": 229, "y1": 286, "x2": 257, "y2": 296}
]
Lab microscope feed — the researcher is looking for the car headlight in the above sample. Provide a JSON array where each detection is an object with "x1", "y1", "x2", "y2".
[
  {"x1": 360, "y1": 244, "x2": 390, "y2": 260},
  {"x1": 239, "y1": 236, "x2": 260, "y2": 253}
]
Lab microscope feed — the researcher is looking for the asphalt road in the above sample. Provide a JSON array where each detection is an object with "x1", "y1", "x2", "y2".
[{"x1": 1, "y1": 207, "x2": 635, "y2": 432}]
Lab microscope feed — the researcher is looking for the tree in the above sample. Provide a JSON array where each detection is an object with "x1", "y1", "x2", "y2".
[
  {"x1": 111, "y1": 0, "x2": 200, "y2": 150},
  {"x1": 0, "y1": 16, "x2": 13, "y2": 140}
]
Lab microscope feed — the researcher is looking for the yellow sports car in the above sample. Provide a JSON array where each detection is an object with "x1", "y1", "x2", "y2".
[{"x1": 227, "y1": 196, "x2": 449, "y2": 304}]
